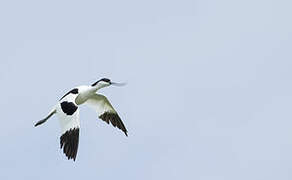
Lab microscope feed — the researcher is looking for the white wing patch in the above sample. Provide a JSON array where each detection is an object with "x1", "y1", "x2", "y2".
[
  {"x1": 85, "y1": 94, "x2": 128, "y2": 136},
  {"x1": 56, "y1": 93, "x2": 80, "y2": 161}
]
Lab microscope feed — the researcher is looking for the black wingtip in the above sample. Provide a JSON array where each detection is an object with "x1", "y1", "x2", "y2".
[
  {"x1": 99, "y1": 112, "x2": 128, "y2": 137},
  {"x1": 60, "y1": 128, "x2": 79, "y2": 161}
]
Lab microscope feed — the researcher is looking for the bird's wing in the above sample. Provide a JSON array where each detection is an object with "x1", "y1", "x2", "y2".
[
  {"x1": 56, "y1": 93, "x2": 80, "y2": 161},
  {"x1": 85, "y1": 94, "x2": 128, "y2": 136}
]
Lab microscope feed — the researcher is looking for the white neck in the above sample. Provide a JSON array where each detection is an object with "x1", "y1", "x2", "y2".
[{"x1": 91, "y1": 83, "x2": 109, "y2": 92}]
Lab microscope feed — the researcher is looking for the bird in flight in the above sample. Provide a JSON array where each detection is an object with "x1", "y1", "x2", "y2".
[{"x1": 34, "y1": 78, "x2": 128, "y2": 161}]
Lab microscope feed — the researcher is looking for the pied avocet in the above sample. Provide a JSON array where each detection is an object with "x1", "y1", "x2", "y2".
[{"x1": 34, "y1": 78, "x2": 128, "y2": 161}]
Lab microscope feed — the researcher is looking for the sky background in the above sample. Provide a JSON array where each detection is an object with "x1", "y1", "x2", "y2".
[{"x1": 0, "y1": 0, "x2": 292, "y2": 179}]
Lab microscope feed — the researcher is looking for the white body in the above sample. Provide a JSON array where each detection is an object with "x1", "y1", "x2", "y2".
[{"x1": 75, "y1": 85, "x2": 95, "y2": 105}]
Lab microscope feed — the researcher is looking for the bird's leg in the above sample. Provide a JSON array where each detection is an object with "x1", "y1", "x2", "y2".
[
  {"x1": 34, "y1": 109, "x2": 56, "y2": 127},
  {"x1": 35, "y1": 119, "x2": 47, "y2": 127}
]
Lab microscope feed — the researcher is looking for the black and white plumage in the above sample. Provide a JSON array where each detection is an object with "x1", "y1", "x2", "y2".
[{"x1": 35, "y1": 78, "x2": 127, "y2": 161}]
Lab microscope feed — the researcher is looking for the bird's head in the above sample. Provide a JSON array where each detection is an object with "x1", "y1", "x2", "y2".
[{"x1": 91, "y1": 78, "x2": 126, "y2": 90}]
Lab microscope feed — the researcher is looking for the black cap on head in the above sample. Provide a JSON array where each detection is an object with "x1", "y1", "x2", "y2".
[
  {"x1": 91, "y1": 78, "x2": 111, "y2": 86},
  {"x1": 100, "y1": 78, "x2": 111, "y2": 83}
]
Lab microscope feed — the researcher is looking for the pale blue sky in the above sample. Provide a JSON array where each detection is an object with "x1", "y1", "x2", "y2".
[{"x1": 0, "y1": 0, "x2": 292, "y2": 179}]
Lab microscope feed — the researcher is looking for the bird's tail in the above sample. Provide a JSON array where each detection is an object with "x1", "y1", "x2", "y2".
[{"x1": 35, "y1": 108, "x2": 56, "y2": 127}]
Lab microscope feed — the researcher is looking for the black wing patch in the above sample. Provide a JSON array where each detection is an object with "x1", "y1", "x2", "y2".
[
  {"x1": 60, "y1": 128, "x2": 79, "y2": 161},
  {"x1": 99, "y1": 112, "x2": 128, "y2": 136},
  {"x1": 60, "y1": 88, "x2": 79, "y2": 100},
  {"x1": 61, "y1": 101, "x2": 78, "y2": 115}
]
